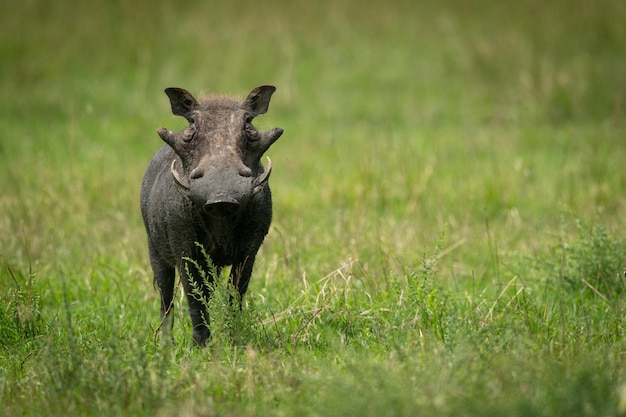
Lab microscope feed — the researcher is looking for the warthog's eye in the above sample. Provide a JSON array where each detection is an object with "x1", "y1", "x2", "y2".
[
  {"x1": 183, "y1": 119, "x2": 197, "y2": 142},
  {"x1": 244, "y1": 117, "x2": 259, "y2": 141}
]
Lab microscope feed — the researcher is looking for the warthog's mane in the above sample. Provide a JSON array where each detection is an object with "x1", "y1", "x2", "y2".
[{"x1": 197, "y1": 94, "x2": 242, "y2": 112}]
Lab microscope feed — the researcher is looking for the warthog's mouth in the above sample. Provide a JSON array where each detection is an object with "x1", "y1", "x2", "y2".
[{"x1": 203, "y1": 200, "x2": 241, "y2": 217}]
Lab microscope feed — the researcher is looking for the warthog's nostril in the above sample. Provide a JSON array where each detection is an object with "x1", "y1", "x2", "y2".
[
  {"x1": 190, "y1": 169, "x2": 204, "y2": 180},
  {"x1": 203, "y1": 201, "x2": 241, "y2": 217},
  {"x1": 239, "y1": 166, "x2": 253, "y2": 177}
]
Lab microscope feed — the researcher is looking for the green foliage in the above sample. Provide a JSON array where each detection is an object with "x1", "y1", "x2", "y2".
[
  {"x1": 184, "y1": 243, "x2": 263, "y2": 353},
  {"x1": 0, "y1": 258, "x2": 44, "y2": 346},
  {"x1": 553, "y1": 218, "x2": 625, "y2": 300},
  {"x1": 404, "y1": 233, "x2": 453, "y2": 346},
  {"x1": 1, "y1": 0, "x2": 626, "y2": 415}
]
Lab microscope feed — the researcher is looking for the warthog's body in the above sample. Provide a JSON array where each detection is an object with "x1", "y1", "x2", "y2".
[{"x1": 140, "y1": 86, "x2": 283, "y2": 345}]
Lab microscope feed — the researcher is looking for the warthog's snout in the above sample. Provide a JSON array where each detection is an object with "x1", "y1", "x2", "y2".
[{"x1": 203, "y1": 200, "x2": 241, "y2": 217}]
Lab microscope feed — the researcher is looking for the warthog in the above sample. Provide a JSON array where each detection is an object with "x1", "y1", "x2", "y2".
[{"x1": 140, "y1": 85, "x2": 283, "y2": 346}]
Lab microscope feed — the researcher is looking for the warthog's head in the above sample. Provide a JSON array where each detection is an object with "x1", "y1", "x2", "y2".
[{"x1": 157, "y1": 86, "x2": 283, "y2": 217}]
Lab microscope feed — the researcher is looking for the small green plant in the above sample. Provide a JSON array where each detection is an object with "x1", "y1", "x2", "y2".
[
  {"x1": 184, "y1": 243, "x2": 261, "y2": 353},
  {"x1": 0, "y1": 257, "x2": 44, "y2": 347},
  {"x1": 403, "y1": 231, "x2": 453, "y2": 346},
  {"x1": 535, "y1": 217, "x2": 625, "y2": 302}
]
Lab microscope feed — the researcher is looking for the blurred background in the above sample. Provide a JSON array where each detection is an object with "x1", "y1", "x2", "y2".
[
  {"x1": 1, "y1": 2, "x2": 626, "y2": 415},
  {"x1": 1, "y1": 0, "x2": 624, "y2": 284}
]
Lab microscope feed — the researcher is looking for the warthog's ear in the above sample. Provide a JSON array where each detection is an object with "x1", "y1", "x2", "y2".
[
  {"x1": 164, "y1": 87, "x2": 199, "y2": 117},
  {"x1": 242, "y1": 85, "x2": 276, "y2": 115}
]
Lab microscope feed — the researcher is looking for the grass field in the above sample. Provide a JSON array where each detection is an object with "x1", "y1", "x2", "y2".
[{"x1": 1, "y1": 0, "x2": 626, "y2": 415}]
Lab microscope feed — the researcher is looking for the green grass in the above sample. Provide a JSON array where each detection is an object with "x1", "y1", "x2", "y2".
[{"x1": 1, "y1": 0, "x2": 626, "y2": 415}]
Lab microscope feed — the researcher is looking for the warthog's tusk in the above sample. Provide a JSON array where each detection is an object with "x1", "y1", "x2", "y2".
[
  {"x1": 170, "y1": 159, "x2": 190, "y2": 190},
  {"x1": 253, "y1": 157, "x2": 272, "y2": 192}
]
